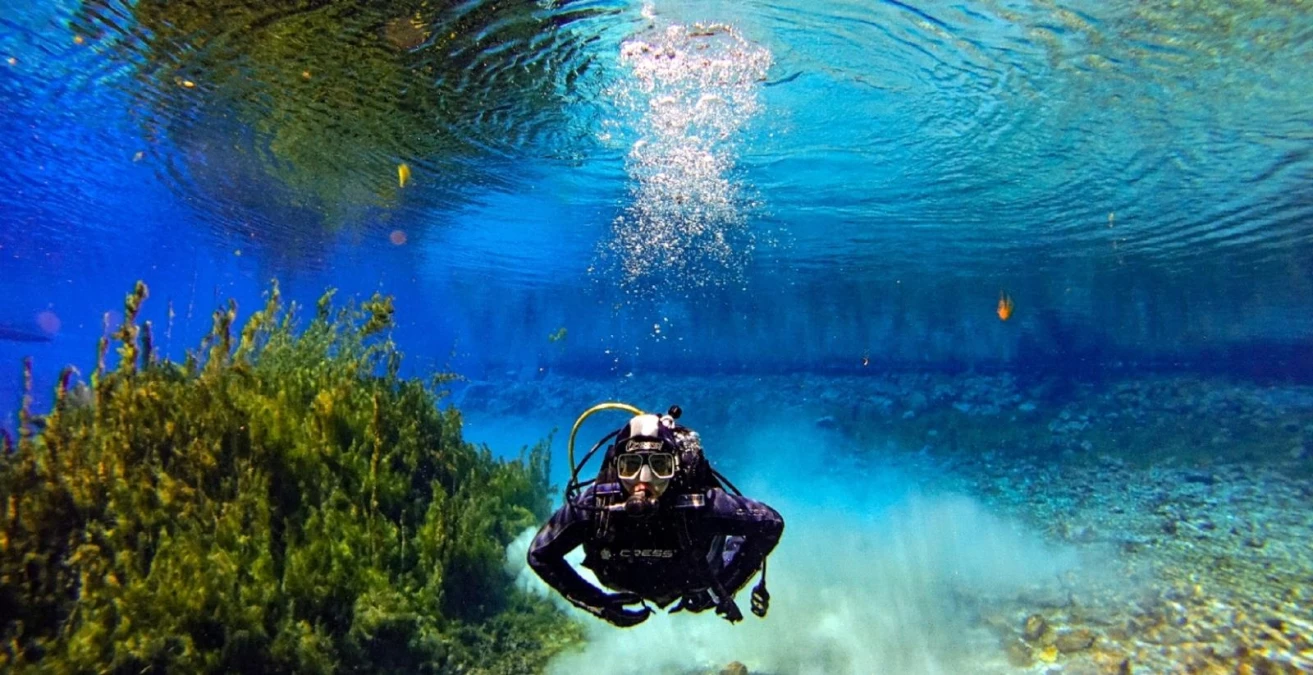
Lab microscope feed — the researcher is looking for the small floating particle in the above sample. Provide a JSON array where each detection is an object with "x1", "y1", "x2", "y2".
[
  {"x1": 397, "y1": 163, "x2": 411, "y2": 188},
  {"x1": 36, "y1": 310, "x2": 61, "y2": 336},
  {"x1": 302, "y1": 70, "x2": 311, "y2": 79},
  {"x1": 996, "y1": 291, "x2": 1014, "y2": 321},
  {"x1": 389, "y1": 230, "x2": 407, "y2": 246},
  {"x1": 234, "y1": 249, "x2": 242, "y2": 256},
  {"x1": 182, "y1": 79, "x2": 195, "y2": 88},
  {"x1": 132, "y1": 151, "x2": 144, "y2": 162},
  {"x1": 6, "y1": 57, "x2": 16, "y2": 66},
  {"x1": 73, "y1": 35, "x2": 84, "y2": 45},
  {"x1": 1108, "y1": 211, "x2": 1115, "y2": 227}
]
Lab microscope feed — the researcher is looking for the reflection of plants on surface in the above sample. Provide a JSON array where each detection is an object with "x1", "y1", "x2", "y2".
[
  {"x1": 0, "y1": 281, "x2": 581, "y2": 673},
  {"x1": 76, "y1": 0, "x2": 605, "y2": 224}
]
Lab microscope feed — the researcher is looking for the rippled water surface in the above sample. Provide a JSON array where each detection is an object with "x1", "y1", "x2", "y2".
[{"x1": 2, "y1": 0, "x2": 1312, "y2": 378}]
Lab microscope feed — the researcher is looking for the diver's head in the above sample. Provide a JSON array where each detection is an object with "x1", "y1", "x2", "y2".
[{"x1": 613, "y1": 413, "x2": 679, "y2": 503}]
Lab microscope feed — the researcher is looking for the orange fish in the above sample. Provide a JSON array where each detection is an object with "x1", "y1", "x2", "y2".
[{"x1": 996, "y1": 292, "x2": 1014, "y2": 321}]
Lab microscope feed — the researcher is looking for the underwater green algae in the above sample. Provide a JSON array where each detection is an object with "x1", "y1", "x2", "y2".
[{"x1": 0, "y1": 281, "x2": 582, "y2": 673}]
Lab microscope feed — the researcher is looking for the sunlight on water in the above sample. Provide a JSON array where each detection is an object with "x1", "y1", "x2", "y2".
[{"x1": 598, "y1": 8, "x2": 773, "y2": 296}]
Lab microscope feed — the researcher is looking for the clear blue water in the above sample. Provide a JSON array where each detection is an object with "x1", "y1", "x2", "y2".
[{"x1": 2, "y1": 0, "x2": 1313, "y2": 672}]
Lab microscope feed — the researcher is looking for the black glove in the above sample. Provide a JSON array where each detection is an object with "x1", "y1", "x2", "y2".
[
  {"x1": 715, "y1": 596, "x2": 744, "y2": 623},
  {"x1": 671, "y1": 589, "x2": 716, "y2": 614},
  {"x1": 582, "y1": 592, "x2": 651, "y2": 628}
]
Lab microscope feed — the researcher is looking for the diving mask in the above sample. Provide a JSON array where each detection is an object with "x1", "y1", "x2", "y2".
[
  {"x1": 616, "y1": 451, "x2": 677, "y2": 481},
  {"x1": 616, "y1": 441, "x2": 677, "y2": 502}
]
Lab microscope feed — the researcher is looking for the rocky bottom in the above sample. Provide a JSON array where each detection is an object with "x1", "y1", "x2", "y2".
[
  {"x1": 936, "y1": 451, "x2": 1312, "y2": 674},
  {"x1": 690, "y1": 450, "x2": 1313, "y2": 674}
]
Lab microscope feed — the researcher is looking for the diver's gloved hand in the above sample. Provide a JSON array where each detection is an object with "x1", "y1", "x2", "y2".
[
  {"x1": 715, "y1": 596, "x2": 744, "y2": 623},
  {"x1": 585, "y1": 592, "x2": 651, "y2": 628},
  {"x1": 671, "y1": 589, "x2": 716, "y2": 614}
]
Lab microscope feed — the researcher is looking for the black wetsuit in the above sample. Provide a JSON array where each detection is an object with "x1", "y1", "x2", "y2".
[{"x1": 527, "y1": 484, "x2": 784, "y2": 618}]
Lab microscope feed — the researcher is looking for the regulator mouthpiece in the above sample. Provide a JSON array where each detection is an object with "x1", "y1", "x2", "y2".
[{"x1": 617, "y1": 489, "x2": 660, "y2": 517}]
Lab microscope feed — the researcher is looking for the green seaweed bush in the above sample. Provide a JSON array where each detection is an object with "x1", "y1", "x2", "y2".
[{"x1": 0, "y1": 281, "x2": 581, "y2": 673}]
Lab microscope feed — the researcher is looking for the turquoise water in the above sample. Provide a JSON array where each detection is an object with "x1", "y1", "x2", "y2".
[{"x1": 2, "y1": 0, "x2": 1312, "y2": 672}]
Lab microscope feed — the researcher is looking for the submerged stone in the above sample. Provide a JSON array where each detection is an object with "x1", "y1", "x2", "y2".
[
  {"x1": 1055, "y1": 628, "x2": 1097, "y2": 653},
  {"x1": 1024, "y1": 613, "x2": 1051, "y2": 641}
]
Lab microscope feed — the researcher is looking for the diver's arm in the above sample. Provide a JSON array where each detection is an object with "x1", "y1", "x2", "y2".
[
  {"x1": 703, "y1": 489, "x2": 784, "y2": 594},
  {"x1": 526, "y1": 500, "x2": 615, "y2": 610}
]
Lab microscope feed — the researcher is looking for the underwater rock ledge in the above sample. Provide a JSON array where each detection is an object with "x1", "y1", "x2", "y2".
[{"x1": 0, "y1": 280, "x2": 582, "y2": 673}]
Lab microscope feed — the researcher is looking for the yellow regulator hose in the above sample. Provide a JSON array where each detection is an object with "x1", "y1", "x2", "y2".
[{"x1": 567, "y1": 402, "x2": 644, "y2": 473}]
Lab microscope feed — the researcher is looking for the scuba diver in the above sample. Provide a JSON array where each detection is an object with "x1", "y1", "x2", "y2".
[{"x1": 527, "y1": 404, "x2": 784, "y2": 628}]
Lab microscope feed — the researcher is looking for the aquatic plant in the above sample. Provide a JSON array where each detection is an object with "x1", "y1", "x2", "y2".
[{"x1": 0, "y1": 281, "x2": 581, "y2": 673}]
